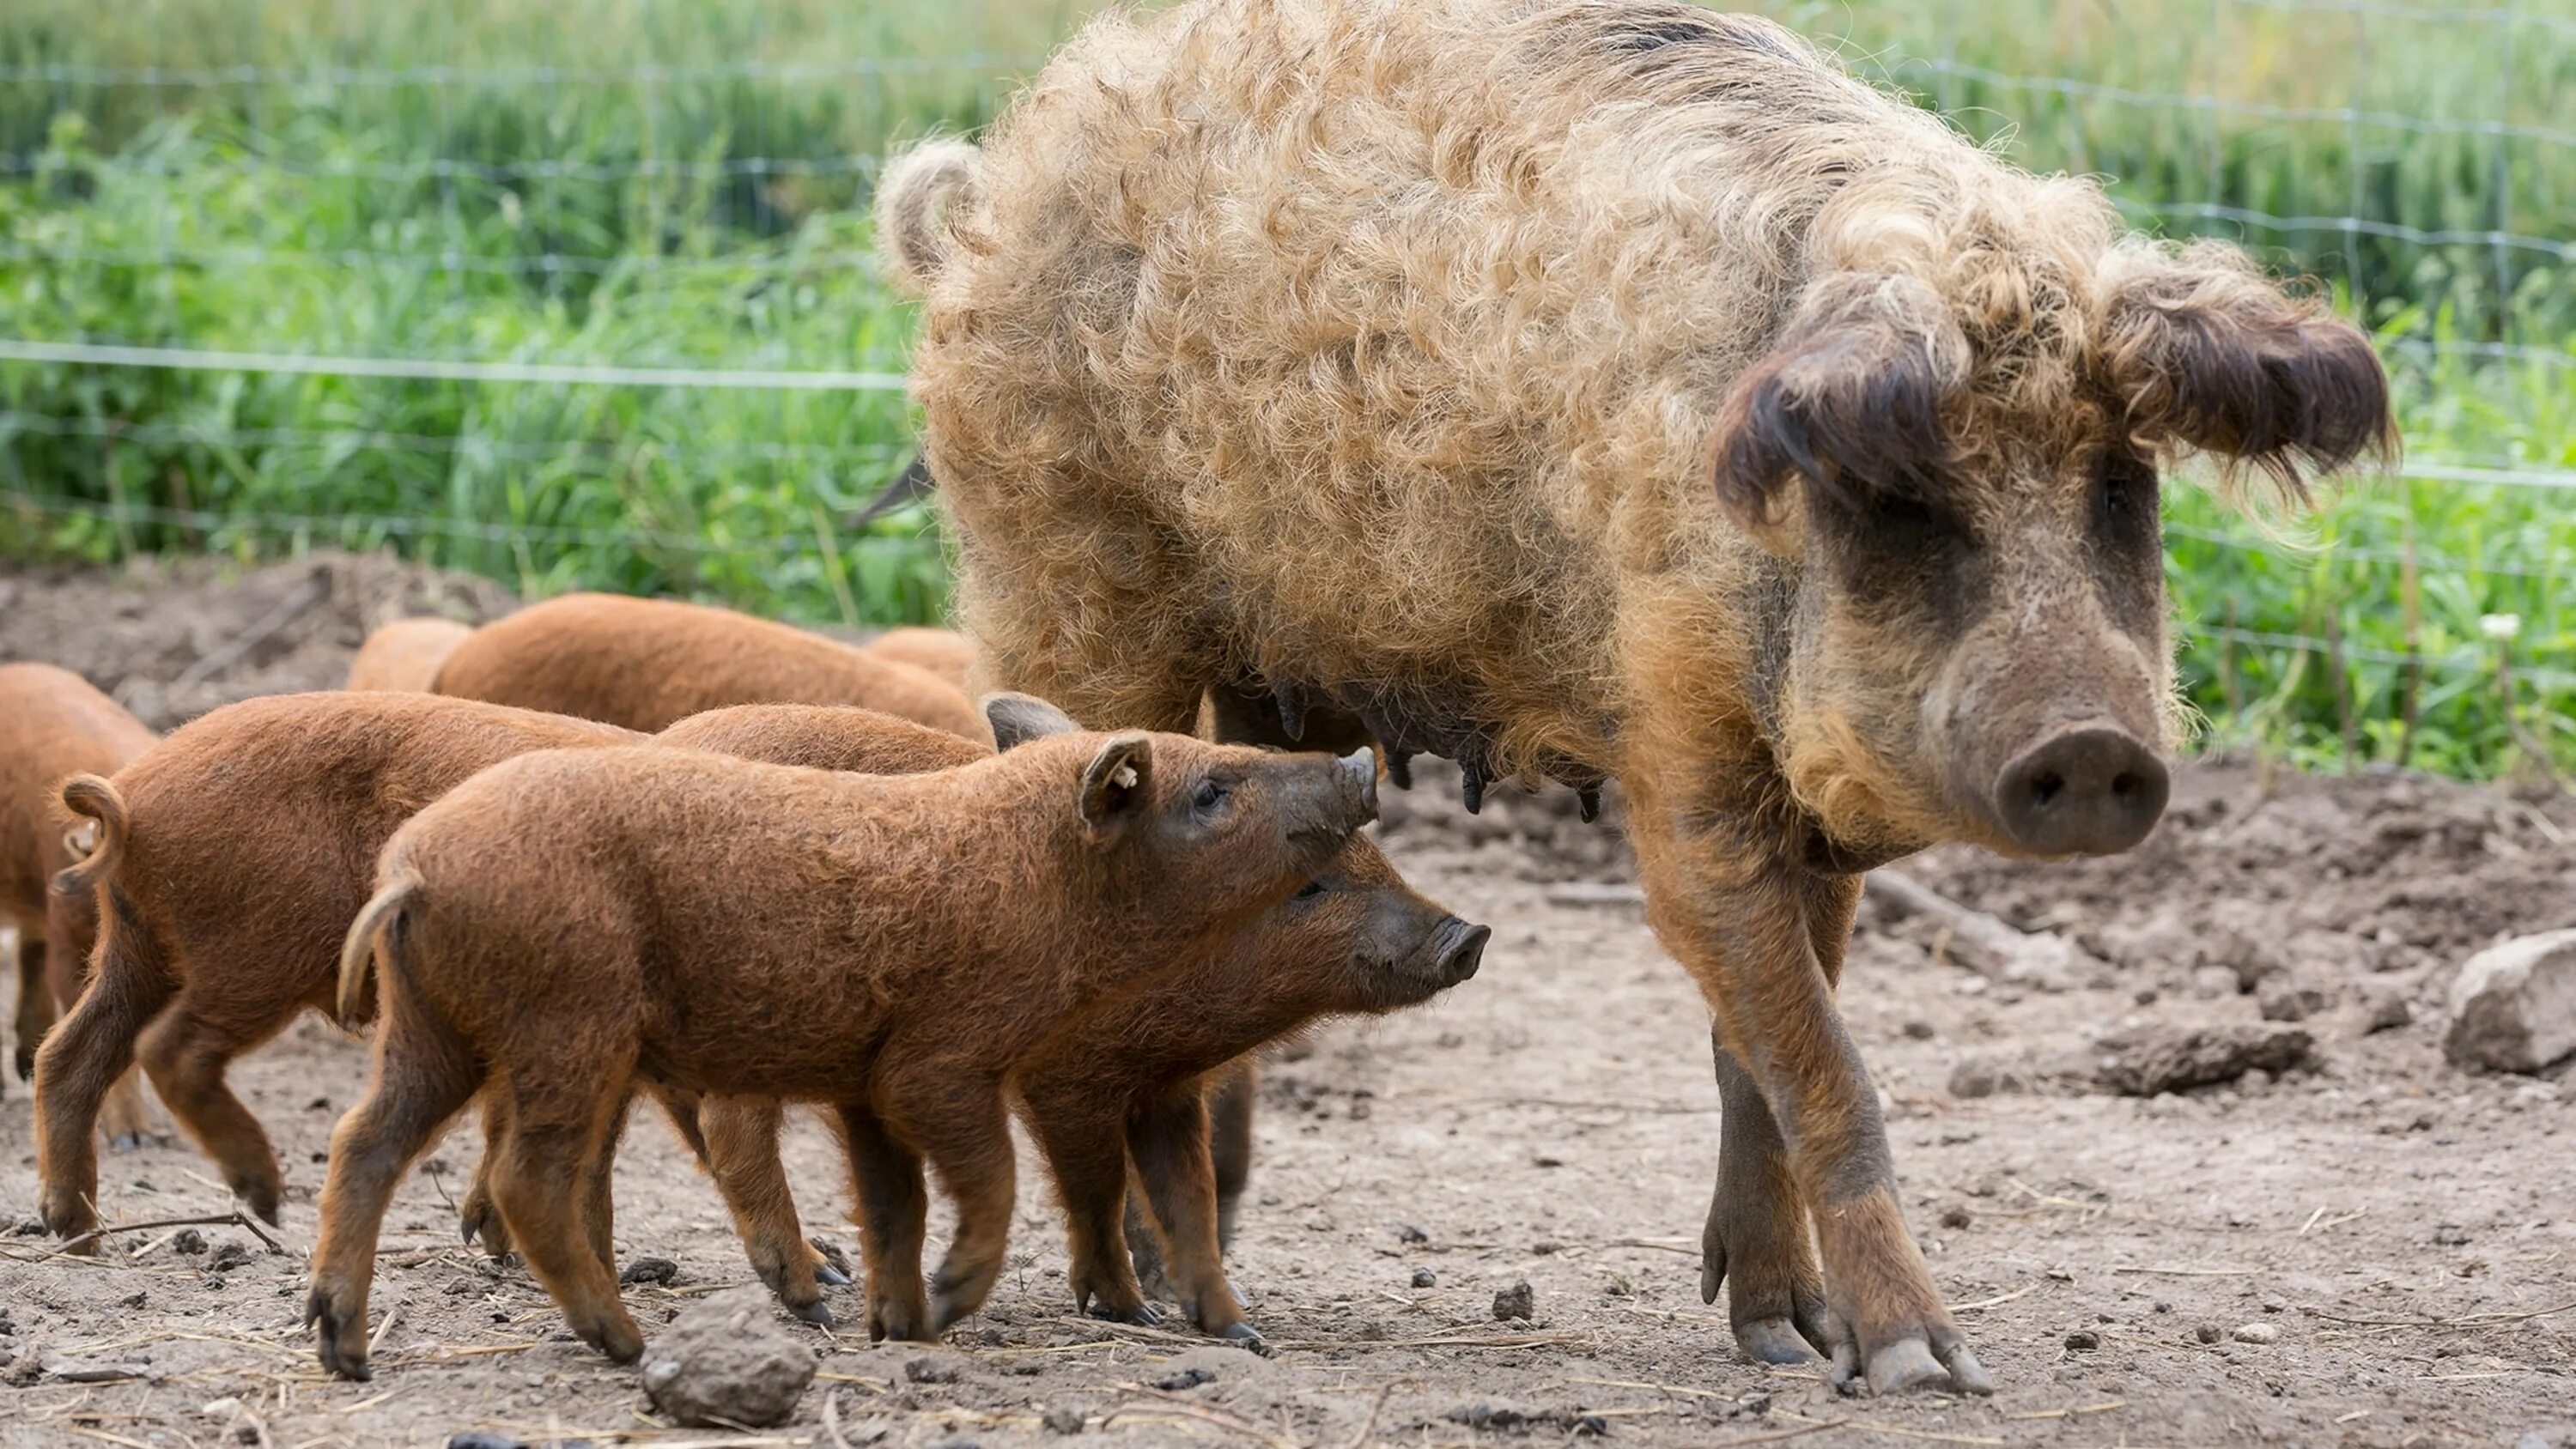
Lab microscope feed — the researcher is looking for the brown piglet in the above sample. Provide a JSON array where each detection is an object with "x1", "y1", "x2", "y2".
[
  {"x1": 434, "y1": 593, "x2": 987, "y2": 741},
  {"x1": 992, "y1": 700, "x2": 1487, "y2": 1342},
  {"x1": 465, "y1": 700, "x2": 1479, "y2": 1343},
  {"x1": 0, "y1": 663, "x2": 158, "y2": 1143},
  {"x1": 309, "y1": 706, "x2": 1377, "y2": 1377},
  {"x1": 344, "y1": 617, "x2": 474, "y2": 692}
]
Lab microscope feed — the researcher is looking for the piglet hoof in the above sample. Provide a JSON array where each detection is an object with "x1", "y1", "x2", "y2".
[
  {"x1": 788, "y1": 1297, "x2": 835, "y2": 1328},
  {"x1": 808, "y1": 1236, "x2": 854, "y2": 1287},
  {"x1": 576, "y1": 1315, "x2": 646, "y2": 1365},
  {"x1": 39, "y1": 1191, "x2": 99, "y2": 1249},
  {"x1": 304, "y1": 1290, "x2": 373, "y2": 1381},
  {"x1": 814, "y1": 1259, "x2": 851, "y2": 1288},
  {"x1": 1086, "y1": 1300, "x2": 1158, "y2": 1328},
  {"x1": 13, "y1": 1046, "x2": 33, "y2": 1082},
  {"x1": 107, "y1": 1131, "x2": 149, "y2": 1152},
  {"x1": 1735, "y1": 1314, "x2": 1824, "y2": 1366},
  {"x1": 1218, "y1": 1322, "x2": 1271, "y2": 1355},
  {"x1": 234, "y1": 1176, "x2": 283, "y2": 1228}
]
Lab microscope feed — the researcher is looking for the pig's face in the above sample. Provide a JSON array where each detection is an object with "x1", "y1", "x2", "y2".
[
  {"x1": 987, "y1": 694, "x2": 1381, "y2": 925},
  {"x1": 1249, "y1": 835, "x2": 1488, "y2": 1012},
  {"x1": 1710, "y1": 243, "x2": 2390, "y2": 861}
]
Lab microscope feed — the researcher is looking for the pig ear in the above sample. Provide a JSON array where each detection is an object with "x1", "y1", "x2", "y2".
[
  {"x1": 984, "y1": 692, "x2": 1079, "y2": 750},
  {"x1": 1708, "y1": 272, "x2": 1971, "y2": 533},
  {"x1": 2097, "y1": 240, "x2": 2393, "y2": 513},
  {"x1": 1078, "y1": 732, "x2": 1154, "y2": 838},
  {"x1": 61, "y1": 821, "x2": 98, "y2": 860}
]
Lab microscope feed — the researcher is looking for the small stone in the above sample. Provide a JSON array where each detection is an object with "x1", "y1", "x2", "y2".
[
  {"x1": 2189, "y1": 964, "x2": 2242, "y2": 999},
  {"x1": 636, "y1": 1285, "x2": 817, "y2": 1428},
  {"x1": 1947, "y1": 1060, "x2": 2000, "y2": 1100},
  {"x1": 1492, "y1": 1281, "x2": 1535, "y2": 1322},
  {"x1": 1040, "y1": 1406, "x2": 1084, "y2": 1434},
  {"x1": 2258, "y1": 973, "x2": 2334, "y2": 1022},
  {"x1": 619, "y1": 1256, "x2": 679, "y2": 1286},
  {"x1": 2063, "y1": 1330, "x2": 2099, "y2": 1351},
  {"x1": 2362, "y1": 988, "x2": 2414, "y2": 1034},
  {"x1": 2445, "y1": 930, "x2": 2576, "y2": 1073},
  {"x1": 1411, "y1": 1268, "x2": 1437, "y2": 1288},
  {"x1": 1395, "y1": 1223, "x2": 1429, "y2": 1244},
  {"x1": 1901, "y1": 1020, "x2": 1936, "y2": 1040},
  {"x1": 118, "y1": 1292, "x2": 146, "y2": 1311},
  {"x1": 2433, "y1": 1223, "x2": 2472, "y2": 1246},
  {"x1": 2195, "y1": 1324, "x2": 2224, "y2": 1343},
  {"x1": 171, "y1": 1229, "x2": 207, "y2": 1256},
  {"x1": 447, "y1": 1435, "x2": 529, "y2": 1449},
  {"x1": 2093, "y1": 1022, "x2": 2314, "y2": 1096},
  {"x1": 2132, "y1": 988, "x2": 2159, "y2": 1006},
  {"x1": 1154, "y1": 1367, "x2": 1213, "y2": 1391},
  {"x1": 1939, "y1": 1206, "x2": 1973, "y2": 1230},
  {"x1": 2230, "y1": 1322, "x2": 2280, "y2": 1345},
  {"x1": 904, "y1": 1355, "x2": 962, "y2": 1385},
  {"x1": 1444, "y1": 1401, "x2": 1530, "y2": 1432},
  {"x1": 207, "y1": 1240, "x2": 252, "y2": 1272}
]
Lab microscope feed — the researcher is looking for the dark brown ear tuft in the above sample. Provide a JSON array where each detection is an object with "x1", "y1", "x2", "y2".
[
  {"x1": 2101, "y1": 242, "x2": 2396, "y2": 512},
  {"x1": 1708, "y1": 273, "x2": 1970, "y2": 529}
]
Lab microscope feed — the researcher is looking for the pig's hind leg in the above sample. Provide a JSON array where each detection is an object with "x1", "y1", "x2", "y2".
[
  {"x1": 306, "y1": 1000, "x2": 481, "y2": 1379},
  {"x1": 1018, "y1": 1077, "x2": 1160, "y2": 1327},
  {"x1": 701, "y1": 1094, "x2": 840, "y2": 1324},
  {"x1": 484, "y1": 1070, "x2": 646, "y2": 1363},
  {"x1": 134, "y1": 1002, "x2": 289, "y2": 1224}
]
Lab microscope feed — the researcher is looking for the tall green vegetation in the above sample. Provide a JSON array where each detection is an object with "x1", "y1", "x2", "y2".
[{"x1": 2, "y1": 0, "x2": 2568, "y2": 776}]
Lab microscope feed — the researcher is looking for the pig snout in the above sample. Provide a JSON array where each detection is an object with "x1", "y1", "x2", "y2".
[
  {"x1": 1427, "y1": 916, "x2": 1490, "y2": 985},
  {"x1": 1984, "y1": 720, "x2": 2168, "y2": 856},
  {"x1": 1337, "y1": 747, "x2": 1380, "y2": 822}
]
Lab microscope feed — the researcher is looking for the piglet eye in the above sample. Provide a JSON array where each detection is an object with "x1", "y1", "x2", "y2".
[
  {"x1": 1292, "y1": 878, "x2": 1328, "y2": 900},
  {"x1": 1193, "y1": 779, "x2": 1226, "y2": 810}
]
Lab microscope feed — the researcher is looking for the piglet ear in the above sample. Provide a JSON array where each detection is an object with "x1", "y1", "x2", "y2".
[
  {"x1": 2097, "y1": 239, "x2": 2394, "y2": 512},
  {"x1": 984, "y1": 692, "x2": 1079, "y2": 750},
  {"x1": 1708, "y1": 272, "x2": 1971, "y2": 537},
  {"x1": 1078, "y1": 732, "x2": 1154, "y2": 840}
]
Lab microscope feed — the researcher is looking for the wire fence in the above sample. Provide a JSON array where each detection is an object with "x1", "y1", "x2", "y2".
[{"x1": 0, "y1": 0, "x2": 2569, "y2": 771}]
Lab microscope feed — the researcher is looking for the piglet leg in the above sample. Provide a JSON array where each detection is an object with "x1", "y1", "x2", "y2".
[
  {"x1": 1127, "y1": 1082, "x2": 1261, "y2": 1343},
  {"x1": 835, "y1": 1100, "x2": 932, "y2": 1342},
  {"x1": 1018, "y1": 1078, "x2": 1159, "y2": 1326},
  {"x1": 700, "y1": 1094, "x2": 837, "y2": 1323},
  {"x1": 483, "y1": 1079, "x2": 643, "y2": 1363},
  {"x1": 307, "y1": 1006, "x2": 481, "y2": 1379}
]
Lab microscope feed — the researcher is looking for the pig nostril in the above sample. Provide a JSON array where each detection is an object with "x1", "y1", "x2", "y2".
[
  {"x1": 2111, "y1": 772, "x2": 2142, "y2": 801},
  {"x1": 2027, "y1": 771, "x2": 2065, "y2": 809}
]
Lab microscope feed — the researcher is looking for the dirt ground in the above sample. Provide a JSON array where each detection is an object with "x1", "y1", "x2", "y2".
[{"x1": 3, "y1": 553, "x2": 2573, "y2": 1449}]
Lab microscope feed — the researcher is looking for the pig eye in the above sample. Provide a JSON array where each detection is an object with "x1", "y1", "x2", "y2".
[
  {"x1": 2095, "y1": 451, "x2": 2160, "y2": 549},
  {"x1": 1291, "y1": 878, "x2": 1330, "y2": 900},
  {"x1": 1192, "y1": 778, "x2": 1228, "y2": 812}
]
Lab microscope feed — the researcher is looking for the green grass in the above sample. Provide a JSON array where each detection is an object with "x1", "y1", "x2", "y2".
[{"x1": 1, "y1": 0, "x2": 2569, "y2": 777}]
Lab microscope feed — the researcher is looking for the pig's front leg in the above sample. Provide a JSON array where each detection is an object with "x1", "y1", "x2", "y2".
[{"x1": 1628, "y1": 786, "x2": 1990, "y2": 1397}]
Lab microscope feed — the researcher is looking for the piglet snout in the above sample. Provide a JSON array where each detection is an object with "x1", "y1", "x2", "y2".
[{"x1": 1430, "y1": 916, "x2": 1489, "y2": 985}]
